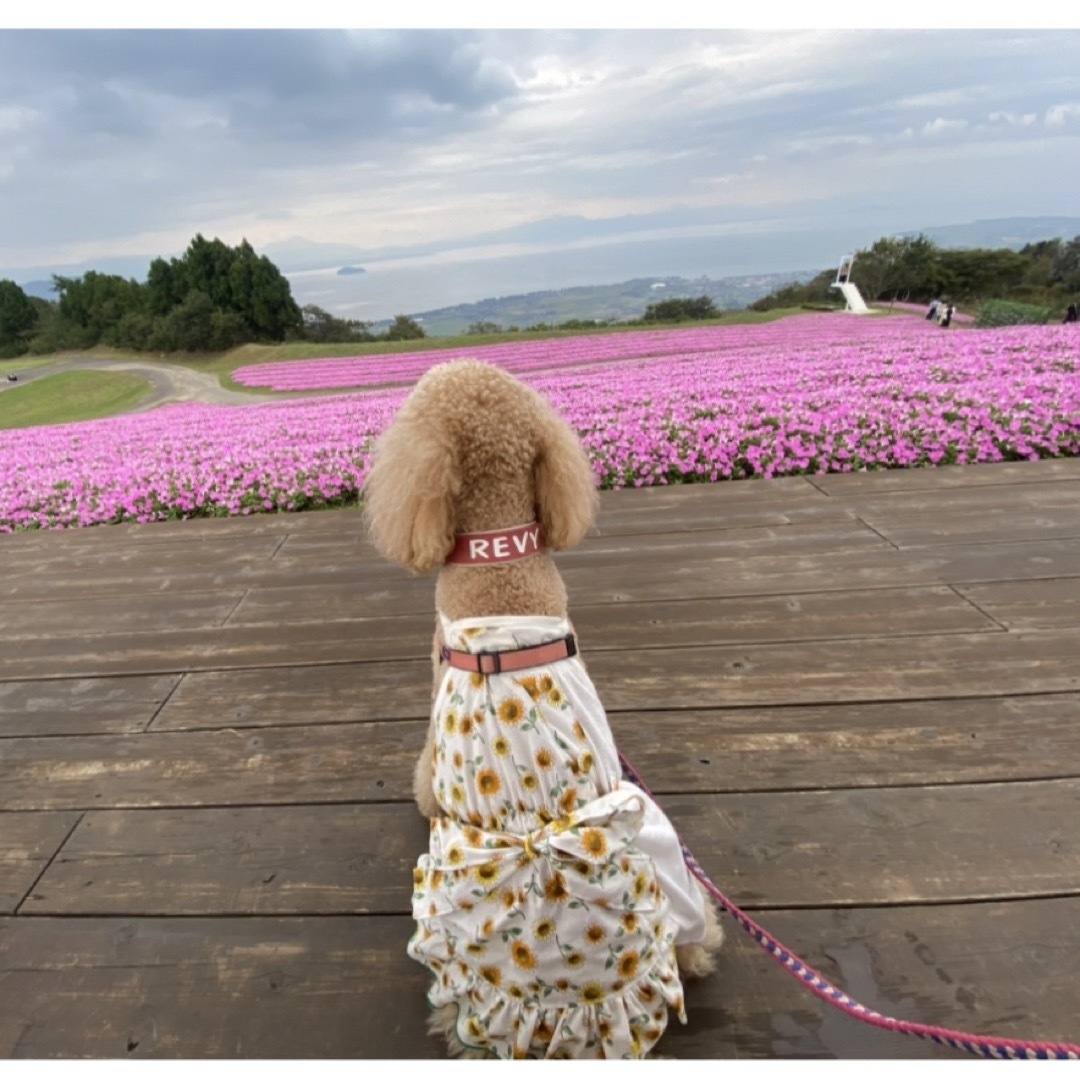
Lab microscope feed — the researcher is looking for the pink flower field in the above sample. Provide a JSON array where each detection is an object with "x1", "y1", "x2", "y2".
[
  {"x1": 230, "y1": 312, "x2": 964, "y2": 391},
  {"x1": 2, "y1": 314, "x2": 1077, "y2": 531}
]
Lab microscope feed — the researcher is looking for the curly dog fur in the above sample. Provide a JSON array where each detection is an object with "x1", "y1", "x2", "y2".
[{"x1": 363, "y1": 360, "x2": 722, "y2": 1056}]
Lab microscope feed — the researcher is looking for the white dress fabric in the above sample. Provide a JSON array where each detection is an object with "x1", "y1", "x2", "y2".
[{"x1": 407, "y1": 614, "x2": 708, "y2": 1059}]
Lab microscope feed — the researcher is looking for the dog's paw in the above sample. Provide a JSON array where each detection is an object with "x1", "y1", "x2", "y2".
[{"x1": 675, "y1": 941, "x2": 718, "y2": 979}]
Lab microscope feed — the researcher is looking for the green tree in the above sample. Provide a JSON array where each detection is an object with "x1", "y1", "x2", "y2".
[
  {"x1": 749, "y1": 270, "x2": 837, "y2": 311},
  {"x1": 52, "y1": 271, "x2": 147, "y2": 345},
  {"x1": 145, "y1": 236, "x2": 303, "y2": 346},
  {"x1": 934, "y1": 248, "x2": 1031, "y2": 302},
  {"x1": 182, "y1": 234, "x2": 237, "y2": 309},
  {"x1": 239, "y1": 247, "x2": 303, "y2": 340},
  {"x1": 0, "y1": 279, "x2": 38, "y2": 356},
  {"x1": 852, "y1": 235, "x2": 942, "y2": 302},
  {"x1": 301, "y1": 305, "x2": 374, "y2": 343},
  {"x1": 146, "y1": 256, "x2": 187, "y2": 316},
  {"x1": 383, "y1": 315, "x2": 426, "y2": 340},
  {"x1": 1050, "y1": 236, "x2": 1080, "y2": 291},
  {"x1": 151, "y1": 290, "x2": 216, "y2": 352},
  {"x1": 642, "y1": 296, "x2": 720, "y2": 322}
]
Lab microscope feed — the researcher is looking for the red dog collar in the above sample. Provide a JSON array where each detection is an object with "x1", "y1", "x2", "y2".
[{"x1": 446, "y1": 521, "x2": 545, "y2": 566}]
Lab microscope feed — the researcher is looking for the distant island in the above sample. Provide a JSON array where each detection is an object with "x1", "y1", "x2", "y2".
[{"x1": 336, "y1": 265, "x2": 366, "y2": 276}]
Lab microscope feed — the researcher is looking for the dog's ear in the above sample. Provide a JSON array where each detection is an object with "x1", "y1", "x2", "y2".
[
  {"x1": 364, "y1": 405, "x2": 459, "y2": 573},
  {"x1": 533, "y1": 400, "x2": 598, "y2": 551}
]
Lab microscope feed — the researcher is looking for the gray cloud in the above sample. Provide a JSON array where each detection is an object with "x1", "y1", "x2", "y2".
[{"x1": 0, "y1": 28, "x2": 1077, "y2": 286}]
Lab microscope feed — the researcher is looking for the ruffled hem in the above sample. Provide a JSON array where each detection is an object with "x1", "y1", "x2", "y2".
[{"x1": 410, "y1": 933, "x2": 686, "y2": 1059}]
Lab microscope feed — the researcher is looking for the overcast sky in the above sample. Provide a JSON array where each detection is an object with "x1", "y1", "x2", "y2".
[{"x1": 1, "y1": 16, "x2": 1078, "y2": 307}]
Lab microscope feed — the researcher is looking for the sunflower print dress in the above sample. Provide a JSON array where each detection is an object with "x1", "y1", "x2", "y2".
[{"x1": 408, "y1": 615, "x2": 709, "y2": 1059}]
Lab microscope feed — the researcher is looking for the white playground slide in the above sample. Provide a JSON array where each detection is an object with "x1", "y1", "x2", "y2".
[{"x1": 833, "y1": 280, "x2": 869, "y2": 313}]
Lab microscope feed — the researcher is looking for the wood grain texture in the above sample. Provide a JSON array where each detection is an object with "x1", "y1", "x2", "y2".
[
  {"x1": 0, "y1": 812, "x2": 82, "y2": 913},
  {"x1": 4, "y1": 460, "x2": 1080, "y2": 1059},
  {"x1": 22, "y1": 778, "x2": 1080, "y2": 915},
  {"x1": 3, "y1": 898, "x2": 1078, "y2": 1058},
  {"x1": 0, "y1": 675, "x2": 180, "y2": 738}
]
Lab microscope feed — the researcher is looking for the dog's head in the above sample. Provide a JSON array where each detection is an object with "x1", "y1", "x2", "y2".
[{"x1": 363, "y1": 360, "x2": 598, "y2": 573}]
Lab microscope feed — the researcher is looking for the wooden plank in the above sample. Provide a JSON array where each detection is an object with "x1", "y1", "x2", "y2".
[
  {"x1": 0, "y1": 592, "x2": 245, "y2": 639},
  {"x1": 7, "y1": 694, "x2": 1080, "y2": 813},
  {"x1": 808, "y1": 457, "x2": 1080, "y2": 496},
  {"x1": 0, "y1": 812, "x2": 82, "y2": 913},
  {"x1": 228, "y1": 585, "x2": 994, "y2": 647},
  {"x1": 3, "y1": 899, "x2": 1077, "y2": 1058},
  {"x1": 0, "y1": 675, "x2": 180, "y2": 738},
  {"x1": 900, "y1": 538, "x2": 1080, "y2": 586},
  {"x1": 24, "y1": 777, "x2": 1080, "y2": 915},
  {"x1": 593, "y1": 483, "x2": 851, "y2": 537},
  {"x1": 824, "y1": 478, "x2": 1080, "y2": 521},
  {"x1": 0, "y1": 620, "x2": 407, "y2": 681},
  {"x1": 0, "y1": 534, "x2": 285, "y2": 580},
  {"x1": 852, "y1": 503, "x2": 1080, "y2": 549},
  {"x1": 0, "y1": 555, "x2": 425, "y2": 606},
  {"x1": 669, "y1": 779, "x2": 1080, "y2": 907},
  {"x1": 0, "y1": 915, "x2": 436, "y2": 1059},
  {"x1": 0, "y1": 720, "x2": 424, "y2": 811},
  {"x1": 145, "y1": 626, "x2": 1080, "y2": 732},
  {"x1": 595, "y1": 473, "x2": 823, "y2": 515},
  {"x1": 564, "y1": 548, "x2": 936, "y2": 604},
  {"x1": 6, "y1": 513, "x2": 1076, "y2": 617},
  {"x1": 586, "y1": 627, "x2": 1080, "y2": 711},
  {"x1": 22, "y1": 804, "x2": 429, "y2": 916},
  {"x1": 609, "y1": 693, "x2": 1080, "y2": 794},
  {"x1": 664, "y1": 896, "x2": 1080, "y2": 1059},
  {"x1": 15, "y1": 518, "x2": 1055, "y2": 627},
  {"x1": 955, "y1": 578, "x2": 1080, "y2": 631},
  {"x1": 574, "y1": 586, "x2": 997, "y2": 647},
  {"x1": 558, "y1": 519, "x2": 889, "y2": 563},
  {"x1": 150, "y1": 660, "x2": 431, "y2": 731},
  {"x1": 0, "y1": 505, "x2": 357, "y2": 554},
  {"x1": 274, "y1": 518, "x2": 888, "y2": 569},
  {"x1": 1, "y1": 519, "x2": 888, "y2": 609},
  {"x1": 1, "y1": 578, "x2": 1000, "y2": 682}
]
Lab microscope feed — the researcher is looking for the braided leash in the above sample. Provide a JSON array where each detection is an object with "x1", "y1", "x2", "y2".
[{"x1": 619, "y1": 753, "x2": 1080, "y2": 1060}]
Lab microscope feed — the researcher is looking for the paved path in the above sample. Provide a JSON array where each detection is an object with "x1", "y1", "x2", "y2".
[{"x1": 1, "y1": 355, "x2": 274, "y2": 411}]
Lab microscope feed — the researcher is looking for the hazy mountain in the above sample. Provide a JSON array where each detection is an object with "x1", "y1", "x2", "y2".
[
  {"x1": 260, "y1": 237, "x2": 372, "y2": 272},
  {"x1": 911, "y1": 217, "x2": 1080, "y2": 249},
  {"x1": 268, "y1": 215, "x2": 1080, "y2": 276},
  {"x1": 379, "y1": 272, "x2": 816, "y2": 336}
]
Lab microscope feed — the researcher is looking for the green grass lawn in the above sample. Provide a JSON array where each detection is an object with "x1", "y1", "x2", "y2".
[
  {"x1": 0, "y1": 356, "x2": 55, "y2": 375},
  {"x1": 0, "y1": 371, "x2": 152, "y2": 430}
]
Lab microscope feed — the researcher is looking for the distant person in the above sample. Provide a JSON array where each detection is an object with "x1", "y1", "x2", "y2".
[
  {"x1": 926, "y1": 298, "x2": 941, "y2": 321},
  {"x1": 940, "y1": 303, "x2": 954, "y2": 328},
  {"x1": 1064, "y1": 303, "x2": 1079, "y2": 324}
]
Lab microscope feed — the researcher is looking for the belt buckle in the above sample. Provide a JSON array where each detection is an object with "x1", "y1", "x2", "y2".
[{"x1": 477, "y1": 651, "x2": 501, "y2": 675}]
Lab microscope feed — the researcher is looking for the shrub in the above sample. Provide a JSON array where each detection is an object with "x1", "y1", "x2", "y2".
[
  {"x1": 642, "y1": 296, "x2": 720, "y2": 323},
  {"x1": 976, "y1": 300, "x2": 1051, "y2": 328}
]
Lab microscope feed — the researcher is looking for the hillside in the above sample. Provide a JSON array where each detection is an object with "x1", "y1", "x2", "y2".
[{"x1": 387, "y1": 271, "x2": 816, "y2": 336}]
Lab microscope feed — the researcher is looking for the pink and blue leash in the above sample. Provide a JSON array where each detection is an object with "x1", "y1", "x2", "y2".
[{"x1": 619, "y1": 753, "x2": 1080, "y2": 1061}]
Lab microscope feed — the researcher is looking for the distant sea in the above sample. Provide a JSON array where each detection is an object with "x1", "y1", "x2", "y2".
[{"x1": 283, "y1": 227, "x2": 862, "y2": 323}]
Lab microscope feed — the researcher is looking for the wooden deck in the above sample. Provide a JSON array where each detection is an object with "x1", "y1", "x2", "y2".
[{"x1": 2, "y1": 457, "x2": 1080, "y2": 1059}]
